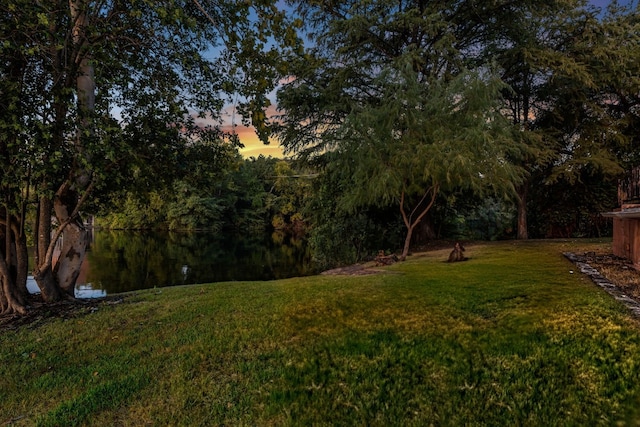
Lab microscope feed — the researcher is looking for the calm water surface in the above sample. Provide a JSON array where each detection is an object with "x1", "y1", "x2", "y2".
[{"x1": 29, "y1": 230, "x2": 318, "y2": 297}]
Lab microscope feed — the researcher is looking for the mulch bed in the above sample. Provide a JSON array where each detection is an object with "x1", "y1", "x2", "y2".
[{"x1": 564, "y1": 252, "x2": 640, "y2": 317}]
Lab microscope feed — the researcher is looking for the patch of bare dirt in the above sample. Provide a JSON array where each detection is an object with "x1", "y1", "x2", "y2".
[
  {"x1": 320, "y1": 240, "x2": 469, "y2": 276},
  {"x1": 320, "y1": 241, "x2": 469, "y2": 276},
  {"x1": 321, "y1": 263, "x2": 388, "y2": 276},
  {"x1": 0, "y1": 294, "x2": 126, "y2": 333}
]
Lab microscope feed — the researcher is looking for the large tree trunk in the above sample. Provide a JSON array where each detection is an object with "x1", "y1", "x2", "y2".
[
  {"x1": 401, "y1": 225, "x2": 415, "y2": 262},
  {"x1": 53, "y1": 184, "x2": 90, "y2": 296},
  {"x1": 34, "y1": 182, "x2": 91, "y2": 300},
  {"x1": 33, "y1": 0, "x2": 95, "y2": 300},
  {"x1": 11, "y1": 217, "x2": 29, "y2": 304},
  {"x1": 516, "y1": 183, "x2": 528, "y2": 240},
  {"x1": 55, "y1": 224, "x2": 89, "y2": 296},
  {"x1": 33, "y1": 195, "x2": 66, "y2": 302},
  {"x1": 0, "y1": 264, "x2": 26, "y2": 315},
  {"x1": 65, "y1": 0, "x2": 93, "y2": 292}
]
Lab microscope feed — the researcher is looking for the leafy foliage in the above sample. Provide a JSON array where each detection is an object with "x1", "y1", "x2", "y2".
[
  {"x1": 447, "y1": 197, "x2": 517, "y2": 241},
  {"x1": 335, "y1": 64, "x2": 522, "y2": 208},
  {"x1": 97, "y1": 155, "x2": 315, "y2": 234},
  {"x1": 528, "y1": 168, "x2": 617, "y2": 238},
  {"x1": 487, "y1": 1, "x2": 640, "y2": 236},
  {"x1": 275, "y1": 0, "x2": 638, "y2": 257},
  {"x1": 276, "y1": 0, "x2": 534, "y2": 259},
  {"x1": 305, "y1": 154, "x2": 404, "y2": 267},
  {"x1": 0, "y1": 0, "x2": 303, "y2": 312}
]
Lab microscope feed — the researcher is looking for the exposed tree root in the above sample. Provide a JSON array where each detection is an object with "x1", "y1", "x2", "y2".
[{"x1": 0, "y1": 294, "x2": 125, "y2": 332}]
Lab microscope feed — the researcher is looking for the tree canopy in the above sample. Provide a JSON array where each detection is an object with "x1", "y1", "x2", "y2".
[
  {"x1": 275, "y1": 0, "x2": 536, "y2": 258},
  {"x1": 275, "y1": 0, "x2": 640, "y2": 256},
  {"x1": 488, "y1": 0, "x2": 640, "y2": 238},
  {"x1": 331, "y1": 63, "x2": 524, "y2": 259},
  {"x1": 0, "y1": 0, "x2": 301, "y2": 314}
]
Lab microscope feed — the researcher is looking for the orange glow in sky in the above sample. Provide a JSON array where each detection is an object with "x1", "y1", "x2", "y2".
[
  {"x1": 215, "y1": 103, "x2": 286, "y2": 159},
  {"x1": 233, "y1": 123, "x2": 286, "y2": 158}
]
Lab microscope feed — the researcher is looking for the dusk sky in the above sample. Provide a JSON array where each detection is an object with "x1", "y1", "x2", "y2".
[
  {"x1": 231, "y1": 103, "x2": 286, "y2": 158},
  {"x1": 234, "y1": 0, "x2": 637, "y2": 159}
]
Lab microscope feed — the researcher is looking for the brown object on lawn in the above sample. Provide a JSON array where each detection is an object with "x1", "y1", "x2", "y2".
[
  {"x1": 375, "y1": 250, "x2": 398, "y2": 266},
  {"x1": 447, "y1": 242, "x2": 466, "y2": 263}
]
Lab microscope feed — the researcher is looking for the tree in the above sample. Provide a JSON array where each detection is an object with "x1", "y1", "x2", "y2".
[
  {"x1": 268, "y1": 160, "x2": 312, "y2": 232},
  {"x1": 276, "y1": 0, "x2": 526, "y2": 258},
  {"x1": 277, "y1": 0, "x2": 639, "y2": 256},
  {"x1": 490, "y1": 1, "x2": 639, "y2": 238},
  {"x1": 0, "y1": 0, "x2": 43, "y2": 313},
  {"x1": 528, "y1": 166, "x2": 616, "y2": 238},
  {"x1": 0, "y1": 0, "x2": 301, "y2": 314},
  {"x1": 332, "y1": 64, "x2": 522, "y2": 260}
]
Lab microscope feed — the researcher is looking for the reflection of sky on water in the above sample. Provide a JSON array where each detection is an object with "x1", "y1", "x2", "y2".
[
  {"x1": 27, "y1": 276, "x2": 107, "y2": 299},
  {"x1": 76, "y1": 284, "x2": 107, "y2": 299}
]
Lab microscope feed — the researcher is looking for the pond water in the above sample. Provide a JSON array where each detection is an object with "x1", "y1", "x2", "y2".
[{"x1": 28, "y1": 230, "x2": 319, "y2": 298}]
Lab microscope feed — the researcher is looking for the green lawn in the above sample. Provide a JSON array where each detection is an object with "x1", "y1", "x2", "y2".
[{"x1": 2, "y1": 240, "x2": 640, "y2": 426}]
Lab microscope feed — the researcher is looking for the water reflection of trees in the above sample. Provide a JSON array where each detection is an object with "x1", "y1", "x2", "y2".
[{"x1": 85, "y1": 230, "x2": 317, "y2": 294}]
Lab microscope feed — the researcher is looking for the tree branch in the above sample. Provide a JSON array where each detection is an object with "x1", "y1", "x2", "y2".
[{"x1": 410, "y1": 183, "x2": 439, "y2": 230}]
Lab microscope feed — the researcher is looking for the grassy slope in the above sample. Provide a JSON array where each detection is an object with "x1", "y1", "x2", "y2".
[{"x1": 2, "y1": 240, "x2": 640, "y2": 426}]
